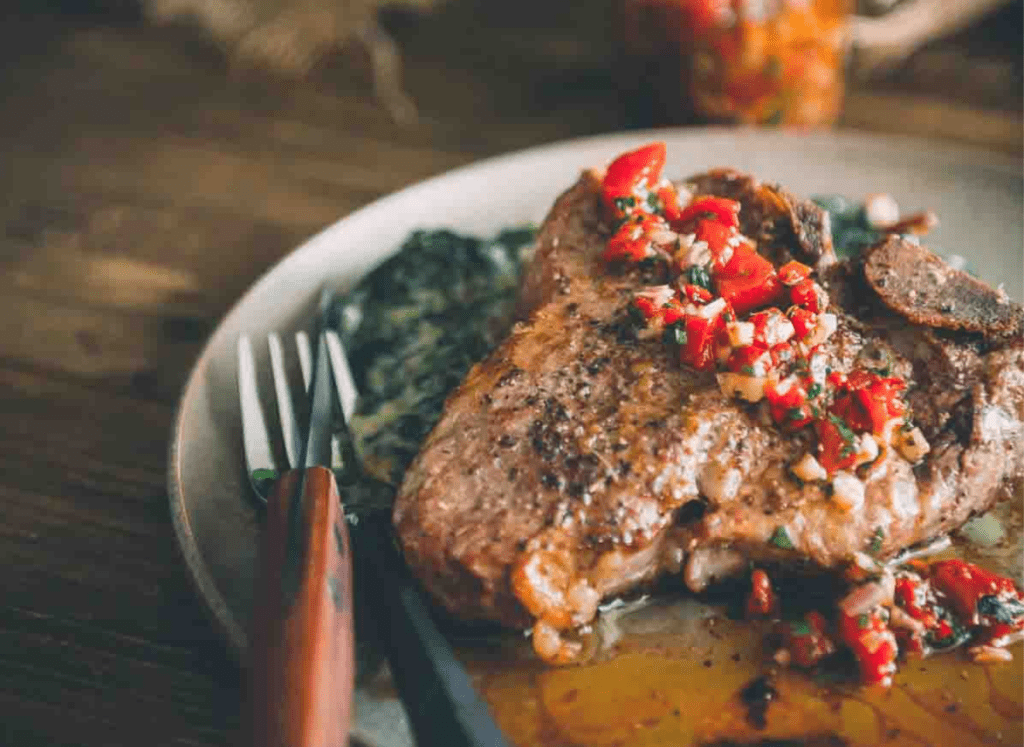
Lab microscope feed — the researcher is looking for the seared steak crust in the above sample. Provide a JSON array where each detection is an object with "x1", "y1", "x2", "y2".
[
  {"x1": 393, "y1": 169, "x2": 1024, "y2": 632},
  {"x1": 864, "y1": 234, "x2": 1024, "y2": 338}
]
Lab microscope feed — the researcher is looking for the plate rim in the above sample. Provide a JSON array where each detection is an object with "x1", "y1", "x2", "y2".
[{"x1": 166, "y1": 124, "x2": 1023, "y2": 662}]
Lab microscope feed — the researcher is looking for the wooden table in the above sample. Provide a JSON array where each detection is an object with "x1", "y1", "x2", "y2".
[{"x1": 1, "y1": 3, "x2": 1020, "y2": 746}]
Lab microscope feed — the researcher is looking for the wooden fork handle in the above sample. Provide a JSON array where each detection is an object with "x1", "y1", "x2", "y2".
[{"x1": 247, "y1": 466, "x2": 355, "y2": 747}]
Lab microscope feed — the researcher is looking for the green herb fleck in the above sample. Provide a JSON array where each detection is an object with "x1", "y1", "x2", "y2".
[
  {"x1": 646, "y1": 192, "x2": 662, "y2": 213},
  {"x1": 827, "y1": 413, "x2": 857, "y2": 444},
  {"x1": 251, "y1": 468, "x2": 278, "y2": 493},
  {"x1": 663, "y1": 324, "x2": 687, "y2": 346},
  {"x1": 790, "y1": 620, "x2": 811, "y2": 636},
  {"x1": 741, "y1": 365, "x2": 756, "y2": 376},
  {"x1": 787, "y1": 407, "x2": 806, "y2": 422},
  {"x1": 977, "y1": 595, "x2": 1024, "y2": 625},
  {"x1": 857, "y1": 613, "x2": 870, "y2": 629},
  {"x1": 770, "y1": 526, "x2": 794, "y2": 550},
  {"x1": 868, "y1": 527, "x2": 885, "y2": 555},
  {"x1": 807, "y1": 382, "x2": 822, "y2": 399},
  {"x1": 687, "y1": 264, "x2": 713, "y2": 291},
  {"x1": 613, "y1": 196, "x2": 636, "y2": 214}
]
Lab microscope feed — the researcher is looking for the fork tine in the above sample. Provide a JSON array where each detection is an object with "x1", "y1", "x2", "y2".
[
  {"x1": 324, "y1": 330, "x2": 358, "y2": 423},
  {"x1": 295, "y1": 331, "x2": 313, "y2": 391},
  {"x1": 268, "y1": 332, "x2": 302, "y2": 469},
  {"x1": 237, "y1": 335, "x2": 276, "y2": 481}
]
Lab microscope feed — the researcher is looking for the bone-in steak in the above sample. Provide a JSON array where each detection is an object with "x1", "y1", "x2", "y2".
[{"x1": 392, "y1": 163, "x2": 1024, "y2": 663}]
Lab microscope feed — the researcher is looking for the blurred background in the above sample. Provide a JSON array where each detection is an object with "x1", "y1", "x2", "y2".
[
  {"x1": 1, "y1": 1, "x2": 1019, "y2": 381},
  {"x1": 0, "y1": 1, "x2": 1020, "y2": 745}
]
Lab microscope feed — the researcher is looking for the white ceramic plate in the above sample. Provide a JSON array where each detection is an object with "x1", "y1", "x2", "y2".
[{"x1": 168, "y1": 127, "x2": 1022, "y2": 746}]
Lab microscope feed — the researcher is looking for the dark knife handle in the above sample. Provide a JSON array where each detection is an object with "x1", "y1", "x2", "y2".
[
  {"x1": 247, "y1": 466, "x2": 355, "y2": 747},
  {"x1": 351, "y1": 512, "x2": 512, "y2": 747}
]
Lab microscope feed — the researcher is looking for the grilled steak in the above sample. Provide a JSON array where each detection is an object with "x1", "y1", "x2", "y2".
[{"x1": 393, "y1": 164, "x2": 1024, "y2": 662}]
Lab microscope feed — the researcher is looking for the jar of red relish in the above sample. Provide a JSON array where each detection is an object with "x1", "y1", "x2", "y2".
[{"x1": 617, "y1": 0, "x2": 851, "y2": 127}]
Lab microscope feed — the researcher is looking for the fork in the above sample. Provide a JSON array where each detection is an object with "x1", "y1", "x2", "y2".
[
  {"x1": 238, "y1": 325, "x2": 513, "y2": 747},
  {"x1": 238, "y1": 328, "x2": 357, "y2": 747}
]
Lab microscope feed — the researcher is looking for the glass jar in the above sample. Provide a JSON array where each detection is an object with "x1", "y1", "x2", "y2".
[{"x1": 618, "y1": 0, "x2": 851, "y2": 127}]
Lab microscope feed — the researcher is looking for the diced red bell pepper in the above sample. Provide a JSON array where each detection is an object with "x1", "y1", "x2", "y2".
[
  {"x1": 603, "y1": 214, "x2": 666, "y2": 263},
  {"x1": 634, "y1": 292, "x2": 686, "y2": 327},
  {"x1": 778, "y1": 260, "x2": 812, "y2": 286},
  {"x1": 790, "y1": 278, "x2": 824, "y2": 313},
  {"x1": 831, "y1": 372, "x2": 907, "y2": 436},
  {"x1": 695, "y1": 218, "x2": 735, "y2": 266},
  {"x1": 745, "y1": 569, "x2": 778, "y2": 618},
  {"x1": 714, "y1": 245, "x2": 782, "y2": 315},
  {"x1": 815, "y1": 414, "x2": 859, "y2": 474},
  {"x1": 657, "y1": 184, "x2": 683, "y2": 223},
  {"x1": 727, "y1": 343, "x2": 770, "y2": 376},
  {"x1": 681, "y1": 284, "x2": 713, "y2": 304},
  {"x1": 601, "y1": 142, "x2": 666, "y2": 221},
  {"x1": 929, "y1": 560, "x2": 1023, "y2": 623},
  {"x1": 788, "y1": 306, "x2": 817, "y2": 340},
  {"x1": 680, "y1": 303, "x2": 730, "y2": 371},
  {"x1": 894, "y1": 577, "x2": 938, "y2": 628},
  {"x1": 661, "y1": 301, "x2": 686, "y2": 326},
  {"x1": 783, "y1": 611, "x2": 837, "y2": 668},
  {"x1": 747, "y1": 308, "x2": 792, "y2": 345},
  {"x1": 838, "y1": 608, "x2": 898, "y2": 686},
  {"x1": 672, "y1": 196, "x2": 740, "y2": 231},
  {"x1": 633, "y1": 295, "x2": 659, "y2": 320},
  {"x1": 765, "y1": 378, "x2": 813, "y2": 429}
]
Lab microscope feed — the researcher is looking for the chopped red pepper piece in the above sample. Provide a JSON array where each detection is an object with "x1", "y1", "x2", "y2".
[
  {"x1": 727, "y1": 343, "x2": 770, "y2": 376},
  {"x1": 695, "y1": 218, "x2": 736, "y2": 265},
  {"x1": 680, "y1": 303, "x2": 730, "y2": 371},
  {"x1": 681, "y1": 284, "x2": 713, "y2": 304},
  {"x1": 604, "y1": 214, "x2": 667, "y2": 263},
  {"x1": 661, "y1": 302, "x2": 686, "y2": 326},
  {"x1": 765, "y1": 378, "x2": 814, "y2": 429},
  {"x1": 601, "y1": 142, "x2": 667, "y2": 221},
  {"x1": 778, "y1": 260, "x2": 812, "y2": 286},
  {"x1": 831, "y1": 371, "x2": 907, "y2": 436},
  {"x1": 746, "y1": 569, "x2": 778, "y2": 618},
  {"x1": 714, "y1": 244, "x2": 782, "y2": 315},
  {"x1": 632, "y1": 295, "x2": 660, "y2": 320},
  {"x1": 657, "y1": 184, "x2": 683, "y2": 223},
  {"x1": 788, "y1": 306, "x2": 817, "y2": 339},
  {"x1": 838, "y1": 608, "x2": 898, "y2": 686},
  {"x1": 790, "y1": 278, "x2": 824, "y2": 313},
  {"x1": 815, "y1": 414, "x2": 859, "y2": 474},
  {"x1": 782, "y1": 611, "x2": 837, "y2": 668},
  {"x1": 930, "y1": 560, "x2": 1022, "y2": 623},
  {"x1": 633, "y1": 290, "x2": 685, "y2": 327},
  {"x1": 895, "y1": 577, "x2": 939, "y2": 629},
  {"x1": 672, "y1": 196, "x2": 740, "y2": 231}
]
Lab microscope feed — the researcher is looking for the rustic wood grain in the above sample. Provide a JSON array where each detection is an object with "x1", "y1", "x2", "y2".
[{"x1": 0, "y1": 2, "x2": 1018, "y2": 746}]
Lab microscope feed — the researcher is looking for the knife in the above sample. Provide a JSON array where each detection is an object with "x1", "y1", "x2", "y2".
[{"x1": 246, "y1": 308, "x2": 355, "y2": 747}]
